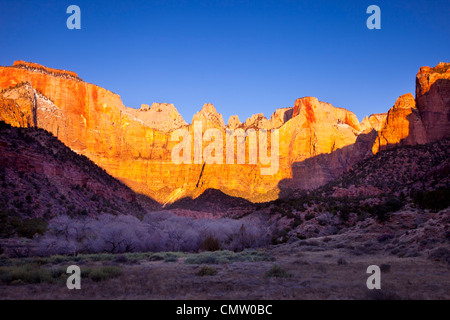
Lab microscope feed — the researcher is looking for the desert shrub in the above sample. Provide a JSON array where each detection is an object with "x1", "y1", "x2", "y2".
[
  {"x1": 185, "y1": 250, "x2": 271, "y2": 265},
  {"x1": 265, "y1": 264, "x2": 291, "y2": 278},
  {"x1": 149, "y1": 253, "x2": 165, "y2": 261},
  {"x1": 337, "y1": 257, "x2": 348, "y2": 265},
  {"x1": 196, "y1": 266, "x2": 217, "y2": 276},
  {"x1": 377, "y1": 233, "x2": 395, "y2": 242},
  {"x1": 290, "y1": 217, "x2": 303, "y2": 228},
  {"x1": 80, "y1": 253, "x2": 114, "y2": 262},
  {"x1": 0, "y1": 265, "x2": 55, "y2": 284},
  {"x1": 123, "y1": 252, "x2": 152, "y2": 261},
  {"x1": 185, "y1": 252, "x2": 218, "y2": 264},
  {"x1": 0, "y1": 210, "x2": 17, "y2": 238},
  {"x1": 370, "y1": 198, "x2": 405, "y2": 222},
  {"x1": 164, "y1": 255, "x2": 178, "y2": 263},
  {"x1": 271, "y1": 227, "x2": 290, "y2": 245},
  {"x1": 304, "y1": 212, "x2": 315, "y2": 221},
  {"x1": 113, "y1": 254, "x2": 129, "y2": 263},
  {"x1": 428, "y1": 247, "x2": 450, "y2": 264},
  {"x1": 339, "y1": 206, "x2": 351, "y2": 222},
  {"x1": 201, "y1": 236, "x2": 221, "y2": 252},
  {"x1": 47, "y1": 255, "x2": 73, "y2": 264},
  {"x1": 82, "y1": 266, "x2": 122, "y2": 282},
  {"x1": 413, "y1": 188, "x2": 450, "y2": 212},
  {"x1": 16, "y1": 218, "x2": 47, "y2": 238}
]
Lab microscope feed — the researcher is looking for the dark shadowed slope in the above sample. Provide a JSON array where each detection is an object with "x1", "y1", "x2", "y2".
[{"x1": 0, "y1": 121, "x2": 149, "y2": 238}]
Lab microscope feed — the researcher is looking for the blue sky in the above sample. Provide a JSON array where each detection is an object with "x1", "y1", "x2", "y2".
[{"x1": 1, "y1": 0, "x2": 449, "y2": 123}]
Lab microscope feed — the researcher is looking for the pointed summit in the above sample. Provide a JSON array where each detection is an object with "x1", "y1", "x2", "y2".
[
  {"x1": 243, "y1": 113, "x2": 271, "y2": 129},
  {"x1": 227, "y1": 115, "x2": 241, "y2": 129},
  {"x1": 269, "y1": 107, "x2": 294, "y2": 128},
  {"x1": 192, "y1": 103, "x2": 225, "y2": 129},
  {"x1": 199, "y1": 103, "x2": 219, "y2": 114}
]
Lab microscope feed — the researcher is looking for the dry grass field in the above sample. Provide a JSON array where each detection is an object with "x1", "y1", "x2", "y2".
[{"x1": 1, "y1": 237, "x2": 448, "y2": 300}]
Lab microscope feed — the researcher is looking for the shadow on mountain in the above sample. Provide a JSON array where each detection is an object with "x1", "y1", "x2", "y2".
[
  {"x1": 166, "y1": 188, "x2": 254, "y2": 214},
  {"x1": 0, "y1": 121, "x2": 151, "y2": 226},
  {"x1": 277, "y1": 129, "x2": 379, "y2": 199}
]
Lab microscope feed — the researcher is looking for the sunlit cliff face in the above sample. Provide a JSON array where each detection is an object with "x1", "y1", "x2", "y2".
[{"x1": 0, "y1": 61, "x2": 449, "y2": 204}]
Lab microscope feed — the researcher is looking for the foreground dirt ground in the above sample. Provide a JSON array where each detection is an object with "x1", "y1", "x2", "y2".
[{"x1": 0, "y1": 237, "x2": 448, "y2": 300}]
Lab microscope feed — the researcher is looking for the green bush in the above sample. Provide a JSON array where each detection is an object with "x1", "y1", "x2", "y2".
[
  {"x1": 185, "y1": 250, "x2": 272, "y2": 265},
  {"x1": 265, "y1": 264, "x2": 291, "y2": 278},
  {"x1": 83, "y1": 266, "x2": 122, "y2": 282},
  {"x1": 164, "y1": 255, "x2": 178, "y2": 263},
  {"x1": 149, "y1": 253, "x2": 165, "y2": 261},
  {"x1": 0, "y1": 265, "x2": 55, "y2": 284},
  {"x1": 196, "y1": 266, "x2": 217, "y2": 276},
  {"x1": 113, "y1": 254, "x2": 129, "y2": 263}
]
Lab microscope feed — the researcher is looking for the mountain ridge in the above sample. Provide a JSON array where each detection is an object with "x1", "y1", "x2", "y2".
[{"x1": 0, "y1": 60, "x2": 448, "y2": 204}]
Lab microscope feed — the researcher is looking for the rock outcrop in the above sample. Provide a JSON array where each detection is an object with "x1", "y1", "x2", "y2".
[
  {"x1": 372, "y1": 62, "x2": 450, "y2": 152},
  {"x1": 292, "y1": 97, "x2": 361, "y2": 132},
  {"x1": 360, "y1": 113, "x2": 387, "y2": 133},
  {"x1": 125, "y1": 102, "x2": 187, "y2": 132},
  {"x1": 373, "y1": 93, "x2": 427, "y2": 153},
  {"x1": 0, "y1": 83, "x2": 36, "y2": 128},
  {"x1": 415, "y1": 62, "x2": 450, "y2": 142},
  {"x1": 227, "y1": 115, "x2": 241, "y2": 129},
  {"x1": 242, "y1": 113, "x2": 272, "y2": 130},
  {"x1": 269, "y1": 107, "x2": 294, "y2": 129},
  {"x1": 191, "y1": 103, "x2": 225, "y2": 130}
]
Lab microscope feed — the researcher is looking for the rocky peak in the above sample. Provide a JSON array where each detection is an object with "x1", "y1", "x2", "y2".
[
  {"x1": 139, "y1": 104, "x2": 151, "y2": 111},
  {"x1": 191, "y1": 103, "x2": 225, "y2": 129},
  {"x1": 126, "y1": 102, "x2": 187, "y2": 132},
  {"x1": 394, "y1": 93, "x2": 416, "y2": 110},
  {"x1": 0, "y1": 82, "x2": 37, "y2": 128},
  {"x1": 360, "y1": 113, "x2": 387, "y2": 133},
  {"x1": 373, "y1": 93, "x2": 427, "y2": 153},
  {"x1": 269, "y1": 107, "x2": 294, "y2": 128},
  {"x1": 243, "y1": 113, "x2": 272, "y2": 129},
  {"x1": 227, "y1": 115, "x2": 241, "y2": 129}
]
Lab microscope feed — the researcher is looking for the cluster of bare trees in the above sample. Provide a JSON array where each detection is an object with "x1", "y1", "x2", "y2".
[{"x1": 37, "y1": 211, "x2": 271, "y2": 256}]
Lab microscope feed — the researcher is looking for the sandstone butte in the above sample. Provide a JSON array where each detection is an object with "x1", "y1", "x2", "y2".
[{"x1": 0, "y1": 60, "x2": 448, "y2": 204}]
